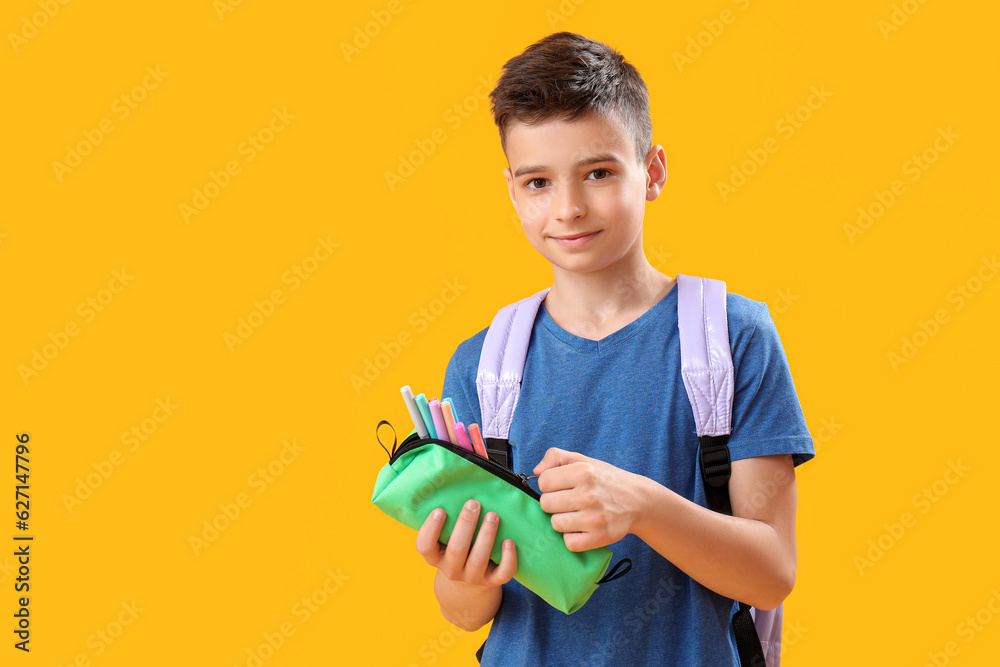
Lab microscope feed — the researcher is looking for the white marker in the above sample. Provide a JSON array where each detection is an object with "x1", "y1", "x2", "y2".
[{"x1": 400, "y1": 385, "x2": 429, "y2": 438}]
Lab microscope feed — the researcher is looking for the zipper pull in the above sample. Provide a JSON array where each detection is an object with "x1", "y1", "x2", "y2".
[{"x1": 516, "y1": 473, "x2": 538, "y2": 487}]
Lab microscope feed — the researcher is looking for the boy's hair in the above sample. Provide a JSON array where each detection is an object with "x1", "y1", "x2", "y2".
[{"x1": 489, "y1": 31, "x2": 653, "y2": 166}]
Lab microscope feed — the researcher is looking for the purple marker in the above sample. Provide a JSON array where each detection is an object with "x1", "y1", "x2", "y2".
[{"x1": 428, "y1": 398, "x2": 449, "y2": 444}]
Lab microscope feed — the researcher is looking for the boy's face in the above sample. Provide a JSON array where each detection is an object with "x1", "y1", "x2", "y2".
[{"x1": 503, "y1": 112, "x2": 666, "y2": 277}]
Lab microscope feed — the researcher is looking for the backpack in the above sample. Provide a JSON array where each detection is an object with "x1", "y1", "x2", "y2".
[{"x1": 473, "y1": 274, "x2": 779, "y2": 666}]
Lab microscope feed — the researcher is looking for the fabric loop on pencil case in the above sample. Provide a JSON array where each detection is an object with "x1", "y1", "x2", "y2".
[
  {"x1": 376, "y1": 420, "x2": 398, "y2": 460},
  {"x1": 596, "y1": 557, "x2": 632, "y2": 584}
]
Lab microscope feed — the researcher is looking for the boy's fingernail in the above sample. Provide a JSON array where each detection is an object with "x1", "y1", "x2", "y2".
[
  {"x1": 485, "y1": 512, "x2": 497, "y2": 523},
  {"x1": 432, "y1": 508, "x2": 444, "y2": 520},
  {"x1": 466, "y1": 499, "x2": 479, "y2": 511}
]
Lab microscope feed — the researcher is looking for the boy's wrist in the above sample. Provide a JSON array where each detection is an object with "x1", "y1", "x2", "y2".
[
  {"x1": 628, "y1": 473, "x2": 671, "y2": 538},
  {"x1": 435, "y1": 568, "x2": 501, "y2": 593},
  {"x1": 434, "y1": 570, "x2": 503, "y2": 631}
]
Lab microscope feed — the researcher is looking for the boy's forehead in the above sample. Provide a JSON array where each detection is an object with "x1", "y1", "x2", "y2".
[{"x1": 505, "y1": 113, "x2": 635, "y2": 173}]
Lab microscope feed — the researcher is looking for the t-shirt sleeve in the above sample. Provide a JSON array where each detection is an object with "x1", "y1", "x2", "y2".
[{"x1": 725, "y1": 301, "x2": 815, "y2": 467}]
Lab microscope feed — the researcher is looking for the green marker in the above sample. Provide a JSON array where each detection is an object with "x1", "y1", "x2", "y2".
[{"x1": 414, "y1": 393, "x2": 436, "y2": 439}]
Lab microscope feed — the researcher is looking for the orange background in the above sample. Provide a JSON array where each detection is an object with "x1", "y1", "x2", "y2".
[{"x1": 2, "y1": 0, "x2": 998, "y2": 664}]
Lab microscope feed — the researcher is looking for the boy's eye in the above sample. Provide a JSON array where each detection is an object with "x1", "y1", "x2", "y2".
[{"x1": 525, "y1": 169, "x2": 611, "y2": 191}]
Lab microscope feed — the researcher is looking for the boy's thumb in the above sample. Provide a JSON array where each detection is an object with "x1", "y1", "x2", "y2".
[{"x1": 533, "y1": 447, "x2": 572, "y2": 475}]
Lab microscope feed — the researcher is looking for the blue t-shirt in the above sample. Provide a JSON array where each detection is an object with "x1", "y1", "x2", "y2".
[{"x1": 441, "y1": 282, "x2": 815, "y2": 666}]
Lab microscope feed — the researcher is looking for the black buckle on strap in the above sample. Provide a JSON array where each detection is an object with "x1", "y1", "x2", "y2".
[
  {"x1": 699, "y1": 434, "x2": 731, "y2": 488},
  {"x1": 484, "y1": 437, "x2": 512, "y2": 469}
]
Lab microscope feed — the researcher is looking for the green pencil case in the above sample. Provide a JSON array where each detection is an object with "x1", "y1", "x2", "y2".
[{"x1": 371, "y1": 421, "x2": 631, "y2": 615}]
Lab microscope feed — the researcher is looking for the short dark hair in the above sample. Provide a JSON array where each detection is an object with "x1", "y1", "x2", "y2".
[{"x1": 489, "y1": 31, "x2": 652, "y2": 166}]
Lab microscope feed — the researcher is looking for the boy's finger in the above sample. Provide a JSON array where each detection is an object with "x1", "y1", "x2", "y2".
[
  {"x1": 485, "y1": 539, "x2": 517, "y2": 586},
  {"x1": 562, "y1": 530, "x2": 593, "y2": 553},
  {"x1": 465, "y1": 511, "x2": 500, "y2": 577},
  {"x1": 537, "y1": 464, "x2": 583, "y2": 493},
  {"x1": 440, "y1": 499, "x2": 481, "y2": 574},
  {"x1": 532, "y1": 447, "x2": 565, "y2": 475},
  {"x1": 538, "y1": 488, "x2": 578, "y2": 514},
  {"x1": 533, "y1": 447, "x2": 589, "y2": 475},
  {"x1": 415, "y1": 508, "x2": 446, "y2": 562}
]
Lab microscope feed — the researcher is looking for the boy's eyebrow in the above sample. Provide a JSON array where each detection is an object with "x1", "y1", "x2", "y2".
[{"x1": 513, "y1": 153, "x2": 622, "y2": 179}]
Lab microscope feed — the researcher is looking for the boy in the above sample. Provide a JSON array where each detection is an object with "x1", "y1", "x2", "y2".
[{"x1": 414, "y1": 31, "x2": 814, "y2": 665}]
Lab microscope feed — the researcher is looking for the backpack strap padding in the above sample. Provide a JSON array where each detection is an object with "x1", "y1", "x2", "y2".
[
  {"x1": 676, "y1": 275, "x2": 734, "y2": 438},
  {"x1": 476, "y1": 288, "x2": 550, "y2": 440}
]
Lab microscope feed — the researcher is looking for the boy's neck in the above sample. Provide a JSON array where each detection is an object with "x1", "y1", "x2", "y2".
[{"x1": 543, "y1": 255, "x2": 675, "y2": 342}]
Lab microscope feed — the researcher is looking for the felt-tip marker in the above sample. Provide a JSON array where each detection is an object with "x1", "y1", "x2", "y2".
[
  {"x1": 452, "y1": 422, "x2": 474, "y2": 454},
  {"x1": 442, "y1": 397, "x2": 458, "y2": 424},
  {"x1": 467, "y1": 423, "x2": 489, "y2": 459},
  {"x1": 440, "y1": 400, "x2": 459, "y2": 445},
  {"x1": 400, "y1": 385, "x2": 428, "y2": 439},
  {"x1": 428, "y1": 398, "x2": 449, "y2": 444},
  {"x1": 414, "y1": 393, "x2": 437, "y2": 439}
]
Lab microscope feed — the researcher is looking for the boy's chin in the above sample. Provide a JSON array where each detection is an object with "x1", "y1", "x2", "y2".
[{"x1": 547, "y1": 255, "x2": 617, "y2": 276}]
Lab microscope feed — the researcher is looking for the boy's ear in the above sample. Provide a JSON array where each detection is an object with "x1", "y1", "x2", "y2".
[
  {"x1": 644, "y1": 144, "x2": 668, "y2": 201},
  {"x1": 503, "y1": 166, "x2": 519, "y2": 215}
]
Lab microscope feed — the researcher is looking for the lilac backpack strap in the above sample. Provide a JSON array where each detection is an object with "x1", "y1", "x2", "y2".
[
  {"x1": 676, "y1": 274, "x2": 734, "y2": 437},
  {"x1": 677, "y1": 274, "x2": 781, "y2": 667},
  {"x1": 475, "y1": 288, "x2": 550, "y2": 440},
  {"x1": 751, "y1": 606, "x2": 782, "y2": 667}
]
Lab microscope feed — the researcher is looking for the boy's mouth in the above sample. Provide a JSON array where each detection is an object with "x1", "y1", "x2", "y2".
[{"x1": 551, "y1": 231, "x2": 601, "y2": 248}]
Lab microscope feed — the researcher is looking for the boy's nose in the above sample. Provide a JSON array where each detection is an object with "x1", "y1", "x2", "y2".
[{"x1": 552, "y1": 183, "x2": 586, "y2": 223}]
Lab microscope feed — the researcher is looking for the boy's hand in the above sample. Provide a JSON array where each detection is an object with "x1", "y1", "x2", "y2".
[
  {"x1": 415, "y1": 499, "x2": 517, "y2": 588},
  {"x1": 534, "y1": 448, "x2": 645, "y2": 552}
]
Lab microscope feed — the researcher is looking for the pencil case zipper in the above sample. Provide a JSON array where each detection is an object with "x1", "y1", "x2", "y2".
[{"x1": 390, "y1": 430, "x2": 541, "y2": 502}]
